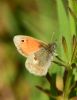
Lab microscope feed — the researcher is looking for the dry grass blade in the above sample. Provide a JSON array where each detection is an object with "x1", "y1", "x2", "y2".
[
  {"x1": 62, "y1": 36, "x2": 68, "y2": 55},
  {"x1": 72, "y1": 35, "x2": 77, "y2": 51},
  {"x1": 71, "y1": 35, "x2": 77, "y2": 62}
]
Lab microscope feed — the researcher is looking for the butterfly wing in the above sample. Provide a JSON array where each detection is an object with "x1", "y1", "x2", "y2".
[
  {"x1": 25, "y1": 47, "x2": 54, "y2": 76},
  {"x1": 13, "y1": 35, "x2": 46, "y2": 57}
]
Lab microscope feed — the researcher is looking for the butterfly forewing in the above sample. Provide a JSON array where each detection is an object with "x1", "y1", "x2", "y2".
[{"x1": 13, "y1": 35, "x2": 46, "y2": 57}]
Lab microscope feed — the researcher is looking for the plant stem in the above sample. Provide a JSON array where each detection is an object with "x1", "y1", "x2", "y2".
[{"x1": 64, "y1": 69, "x2": 73, "y2": 99}]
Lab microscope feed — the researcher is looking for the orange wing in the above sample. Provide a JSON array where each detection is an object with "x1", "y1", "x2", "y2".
[{"x1": 13, "y1": 35, "x2": 46, "y2": 57}]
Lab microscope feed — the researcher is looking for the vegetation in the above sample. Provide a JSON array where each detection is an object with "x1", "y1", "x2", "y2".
[{"x1": 0, "y1": 0, "x2": 77, "y2": 100}]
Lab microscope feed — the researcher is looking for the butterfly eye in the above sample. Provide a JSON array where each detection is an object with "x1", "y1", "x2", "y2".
[{"x1": 21, "y1": 40, "x2": 24, "y2": 42}]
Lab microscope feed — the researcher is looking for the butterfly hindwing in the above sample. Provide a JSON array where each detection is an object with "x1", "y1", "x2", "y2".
[{"x1": 26, "y1": 47, "x2": 54, "y2": 76}]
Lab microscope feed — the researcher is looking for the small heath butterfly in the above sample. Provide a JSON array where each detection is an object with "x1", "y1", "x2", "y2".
[{"x1": 13, "y1": 35, "x2": 56, "y2": 76}]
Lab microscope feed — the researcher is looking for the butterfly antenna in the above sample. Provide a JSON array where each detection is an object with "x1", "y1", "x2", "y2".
[
  {"x1": 50, "y1": 32, "x2": 55, "y2": 42},
  {"x1": 49, "y1": 32, "x2": 58, "y2": 44}
]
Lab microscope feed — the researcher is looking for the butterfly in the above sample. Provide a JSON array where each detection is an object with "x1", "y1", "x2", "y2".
[{"x1": 13, "y1": 35, "x2": 56, "y2": 76}]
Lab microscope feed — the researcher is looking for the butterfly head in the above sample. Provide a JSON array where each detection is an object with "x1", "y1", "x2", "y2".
[{"x1": 46, "y1": 43, "x2": 56, "y2": 54}]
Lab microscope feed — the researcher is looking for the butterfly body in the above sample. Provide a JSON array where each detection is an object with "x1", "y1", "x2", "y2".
[{"x1": 13, "y1": 35, "x2": 56, "y2": 76}]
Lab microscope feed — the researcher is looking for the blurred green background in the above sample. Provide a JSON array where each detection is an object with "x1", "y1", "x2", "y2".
[{"x1": 0, "y1": 0, "x2": 77, "y2": 100}]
